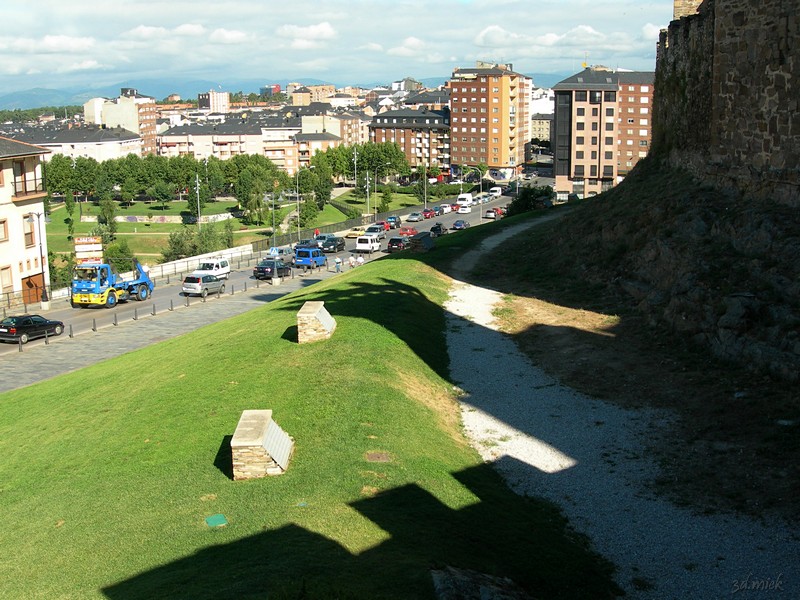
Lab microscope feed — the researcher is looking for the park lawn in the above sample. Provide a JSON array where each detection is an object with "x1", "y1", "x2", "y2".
[
  {"x1": 0, "y1": 257, "x2": 618, "y2": 600},
  {"x1": 336, "y1": 189, "x2": 424, "y2": 212}
]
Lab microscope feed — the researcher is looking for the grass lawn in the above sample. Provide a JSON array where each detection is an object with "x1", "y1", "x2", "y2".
[
  {"x1": 0, "y1": 255, "x2": 618, "y2": 599},
  {"x1": 335, "y1": 189, "x2": 424, "y2": 212}
]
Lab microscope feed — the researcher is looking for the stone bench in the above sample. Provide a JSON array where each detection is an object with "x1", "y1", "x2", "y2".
[
  {"x1": 230, "y1": 410, "x2": 294, "y2": 480},
  {"x1": 297, "y1": 300, "x2": 336, "y2": 344}
]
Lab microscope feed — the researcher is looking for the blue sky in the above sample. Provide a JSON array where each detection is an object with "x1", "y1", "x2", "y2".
[{"x1": 1, "y1": 0, "x2": 674, "y2": 92}]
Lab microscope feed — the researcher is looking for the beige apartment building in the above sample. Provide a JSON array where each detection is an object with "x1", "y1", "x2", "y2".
[
  {"x1": 84, "y1": 88, "x2": 157, "y2": 155},
  {"x1": 198, "y1": 89, "x2": 231, "y2": 113},
  {"x1": 0, "y1": 136, "x2": 51, "y2": 307},
  {"x1": 552, "y1": 67, "x2": 654, "y2": 200},
  {"x1": 448, "y1": 62, "x2": 530, "y2": 178},
  {"x1": 369, "y1": 108, "x2": 450, "y2": 171}
]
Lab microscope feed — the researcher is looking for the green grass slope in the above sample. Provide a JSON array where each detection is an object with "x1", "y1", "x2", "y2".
[{"x1": 0, "y1": 258, "x2": 618, "y2": 599}]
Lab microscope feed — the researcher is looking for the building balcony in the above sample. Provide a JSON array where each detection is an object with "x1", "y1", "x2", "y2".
[{"x1": 13, "y1": 176, "x2": 45, "y2": 200}]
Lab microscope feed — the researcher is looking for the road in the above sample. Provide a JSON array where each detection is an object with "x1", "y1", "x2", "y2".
[{"x1": 0, "y1": 194, "x2": 513, "y2": 384}]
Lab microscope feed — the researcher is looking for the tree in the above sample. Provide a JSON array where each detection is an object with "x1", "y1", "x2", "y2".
[
  {"x1": 105, "y1": 239, "x2": 133, "y2": 272},
  {"x1": 120, "y1": 177, "x2": 138, "y2": 206},
  {"x1": 98, "y1": 195, "x2": 117, "y2": 239},
  {"x1": 64, "y1": 191, "x2": 76, "y2": 239},
  {"x1": 195, "y1": 222, "x2": 220, "y2": 254},
  {"x1": 72, "y1": 156, "x2": 98, "y2": 201},
  {"x1": 299, "y1": 198, "x2": 319, "y2": 228},
  {"x1": 162, "y1": 228, "x2": 195, "y2": 262},
  {"x1": 223, "y1": 218, "x2": 235, "y2": 248},
  {"x1": 44, "y1": 154, "x2": 74, "y2": 195},
  {"x1": 149, "y1": 179, "x2": 174, "y2": 210},
  {"x1": 380, "y1": 186, "x2": 393, "y2": 213},
  {"x1": 48, "y1": 250, "x2": 75, "y2": 288},
  {"x1": 87, "y1": 223, "x2": 114, "y2": 246}
]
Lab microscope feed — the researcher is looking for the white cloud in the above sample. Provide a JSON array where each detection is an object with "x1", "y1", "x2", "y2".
[
  {"x1": 358, "y1": 42, "x2": 383, "y2": 52},
  {"x1": 387, "y1": 37, "x2": 426, "y2": 57},
  {"x1": 123, "y1": 26, "x2": 168, "y2": 40},
  {"x1": 474, "y1": 25, "x2": 531, "y2": 48},
  {"x1": 174, "y1": 24, "x2": 207, "y2": 37},
  {"x1": 57, "y1": 60, "x2": 105, "y2": 74},
  {"x1": 277, "y1": 22, "x2": 336, "y2": 45},
  {"x1": 209, "y1": 28, "x2": 248, "y2": 44},
  {"x1": 8, "y1": 35, "x2": 95, "y2": 54},
  {"x1": 641, "y1": 23, "x2": 663, "y2": 40}
]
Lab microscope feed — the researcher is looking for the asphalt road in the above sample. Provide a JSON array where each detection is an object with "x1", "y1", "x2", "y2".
[{"x1": 0, "y1": 195, "x2": 513, "y2": 390}]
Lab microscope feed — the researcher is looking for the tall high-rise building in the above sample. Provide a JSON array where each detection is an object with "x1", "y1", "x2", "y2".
[
  {"x1": 552, "y1": 67, "x2": 654, "y2": 201},
  {"x1": 83, "y1": 88, "x2": 157, "y2": 155},
  {"x1": 448, "y1": 62, "x2": 530, "y2": 177},
  {"x1": 198, "y1": 89, "x2": 231, "y2": 113}
]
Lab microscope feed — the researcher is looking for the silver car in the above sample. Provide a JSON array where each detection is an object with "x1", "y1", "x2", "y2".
[{"x1": 182, "y1": 274, "x2": 226, "y2": 297}]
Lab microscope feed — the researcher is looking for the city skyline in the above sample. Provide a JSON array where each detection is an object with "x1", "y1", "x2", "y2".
[{"x1": 2, "y1": 0, "x2": 673, "y2": 94}]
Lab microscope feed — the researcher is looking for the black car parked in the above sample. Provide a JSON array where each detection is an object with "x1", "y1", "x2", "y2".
[
  {"x1": 253, "y1": 259, "x2": 293, "y2": 279},
  {"x1": 387, "y1": 236, "x2": 410, "y2": 253},
  {"x1": 0, "y1": 314, "x2": 64, "y2": 344},
  {"x1": 321, "y1": 237, "x2": 346, "y2": 253},
  {"x1": 429, "y1": 222, "x2": 448, "y2": 237}
]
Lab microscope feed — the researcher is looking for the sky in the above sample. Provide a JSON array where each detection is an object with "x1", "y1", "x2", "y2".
[{"x1": 1, "y1": 0, "x2": 674, "y2": 93}]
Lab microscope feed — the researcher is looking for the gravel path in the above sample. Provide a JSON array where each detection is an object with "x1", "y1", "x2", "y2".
[{"x1": 444, "y1": 220, "x2": 799, "y2": 599}]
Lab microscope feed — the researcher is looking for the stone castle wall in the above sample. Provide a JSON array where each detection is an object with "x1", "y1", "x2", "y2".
[{"x1": 654, "y1": 0, "x2": 799, "y2": 206}]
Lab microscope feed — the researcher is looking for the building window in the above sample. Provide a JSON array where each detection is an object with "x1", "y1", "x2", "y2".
[
  {"x1": 605, "y1": 151, "x2": 613, "y2": 160},
  {"x1": 589, "y1": 91, "x2": 602, "y2": 103},
  {"x1": 604, "y1": 91, "x2": 616, "y2": 102},
  {"x1": 577, "y1": 107, "x2": 585, "y2": 116},
  {"x1": 641, "y1": 85, "x2": 650, "y2": 92},
  {"x1": 640, "y1": 97, "x2": 649, "y2": 103},
  {"x1": 590, "y1": 165, "x2": 598, "y2": 177},
  {"x1": 576, "y1": 122, "x2": 585, "y2": 130},
  {"x1": 591, "y1": 122, "x2": 598, "y2": 131},
  {"x1": 640, "y1": 118, "x2": 649, "y2": 125},
  {"x1": 591, "y1": 136, "x2": 598, "y2": 145},
  {"x1": 575, "y1": 151, "x2": 584, "y2": 159},
  {"x1": 0, "y1": 266, "x2": 11, "y2": 293},
  {"x1": 605, "y1": 123, "x2": 614, "y2": 131},
  {"x1": 639, "y1": 140, "x2": 649, "y2": 146},
  {"x1": 23, "y1": 216, "x2": 35, "y2": 247},
  {"x1": 605, "y1": 137, "x2": 613, "y2": 145},
  {"x1": 627, "y1": 118, "x2": 635, "y2": 124},
  {"x1": 575, "y1": 91, "x2": 587, "y2": 101},
  {"x1": 576, "y1": 137, "x2": 584, "y2": 145},
  {"x1": 606, "y1": 108, "x2": 614, "y2": 116},
  {"x1": 591, "y1": 151, "x2": 597, "y2": 159},
  {"x1": 640, "y1": 107, "x2": 649, "y2": 114},
  {"x1": 592, "y1": 107, "x2": 599, "y2": 117},
  {"x1": 0, "y1": 219, "x2": 7, "y2": 242}
]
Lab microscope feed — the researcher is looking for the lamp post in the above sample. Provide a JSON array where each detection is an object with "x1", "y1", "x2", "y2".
[
  {"x1": 465, "y1": 166, "x2": 483, "y2": 198},
  {"x1": 26, "y1": 212, "x2": 49, "y2": 304}
]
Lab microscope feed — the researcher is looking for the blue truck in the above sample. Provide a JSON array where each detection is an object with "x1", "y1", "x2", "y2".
[{"x1": 71, "y1": 259, "x2": 155, "y2": 308}]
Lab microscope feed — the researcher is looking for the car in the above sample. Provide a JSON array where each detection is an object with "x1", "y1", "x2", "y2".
[
  {"x1": 457, "y1": 204, "x2": 472, "y2": 214},
  {"x1": 182, "y1": 274, "x2": 226, "y2": 297},
  {"x1": 494, "y1": 206, "x2": 506, "y2": 216},
  {"x1": 0, "y1": 314, "x2": 64, "y2": 344},
  {"x1": 314, "y1": 233, "x2": 338, "y2": 247},
  {"x1": 193, "y1": 257, "x2": 230, "y2": 280},
  {"x1": 321, "y1": 236, "x2": 346, "y2": 252},
  {"x1": 374, "y1": 220, "x2": 391, "y2": 231},
  {"x1": 294, "y1": 238, "x2": 317, "y2": 249},
  {"x1": 364, "y1": 224, "x2": 387, "y2": 239},
  {"x1": 386, "y1": 216, "x2": 402, "y2": 229},
  {"x1": 266, "y1": 246, "x2": 294, "y2": 259},
  {"x1": 398, "y1": 225, "x2": 419, "y2": 237},
  {"x1": 452, "y1": 220, "x2": 471, "y2": 230},
  {"x1": 386, "y1": 236, "x2": 410, "y2": 253},
  {"x1": 450, "y1": 203, "x2": 460, "y2": 212},
  {"x1": 253, "y1": 259, "x2": 292, "y2": 279},
  {"x1": 294, "y1": 246, "x2": 327, "y2": 270},
  {"x1": 355, "y1": 235, "x2": 381, "y2": 253},
  {"x1": 450, "y1": 179, "x2": 464, "y2": 185},
  {"x1": 345, "y1": 227, "x2": 366, "y2": 239},
  {"x1": 429, "y1": 222, "x2": 448, "y2": 237},
  {"x1": 488, "y1": 186, "x2": 503, "y2": 198},
  {"x1": 406, "y1": 212, "x2": 423, "y2": 222},
  {"x1": 484, "y1": 209, "x2": 497, "y2": 219},
  {"x1": 422, "y1": 208, "x2": 435, "y2": 219},
  {"x1": 438, "y1": 204, "x2": 452, "y2": 214}
]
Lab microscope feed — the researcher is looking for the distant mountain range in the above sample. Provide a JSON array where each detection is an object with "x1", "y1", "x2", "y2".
[{"x1": 0, "y1": 73, "x2": 567, "y2": 111}]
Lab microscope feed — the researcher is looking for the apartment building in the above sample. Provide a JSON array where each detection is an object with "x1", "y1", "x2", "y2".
[
  {"x1": 8, "y1": 125, "x2": 141, "y2": 162},
  {"x1": 448, "y1": 62, "x2": 531, "y2": 178},
  {"x1": 552, "y1": 67, "x2": 654, "y2": 200},
  {"x1": 368, "y1": 108, "x2": 450, "y2": 171},
  {"x1": 84, "y1": 88, "x2": 158, "y2": 155},
  {"x1": 335, "y1": 111, "x2": 371, "y2": 146},
  {"x1": 0, "y1": 136, "x2": 51, "y2": 306},
  {"x1": 198, "y1": 89, "x2": 231, "y2": 114}
]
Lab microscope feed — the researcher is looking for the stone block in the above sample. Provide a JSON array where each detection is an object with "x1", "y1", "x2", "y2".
[{"x1": 297, "y1": 301, "x2": 336, "y2": 344}]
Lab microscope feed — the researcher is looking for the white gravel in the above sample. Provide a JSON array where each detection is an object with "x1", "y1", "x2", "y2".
[{"x1": 444, "y1": 225, "x2": 799, "y2": 599}]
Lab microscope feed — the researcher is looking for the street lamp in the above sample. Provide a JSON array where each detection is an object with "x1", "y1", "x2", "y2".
[
  {"x1": 26, "y1": 212, "x2": 49, "y2": 303},
  {"x1": 465, "y1": 166, "x2": 483, "y2": 198}
]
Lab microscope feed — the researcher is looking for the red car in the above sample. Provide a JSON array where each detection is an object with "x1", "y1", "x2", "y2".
[
  {"x1": 374, "y1": 220, "x2": 391, "y2": 231},
  {"x1": 422, "y1": 208, "x2": 435, "y2": 219},
  {"x1": 450, "y1": 203, "x2": 460, "y2": 212},
  {"x1": 398, "y1": 226, "x2": 419, "y2": 237}
]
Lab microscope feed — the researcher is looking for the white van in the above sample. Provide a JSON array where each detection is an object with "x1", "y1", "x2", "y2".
[
  {"x1": 355, "y1": 235, "x2": 381, "y2": 254},
  {"x1": 193, "y1": 257, "x2": 231, "y2": 279},
  {"x1": 456, "y1": 193, "x2": 473, "y2": 206},
  {"x1": 488, "y1": 186, "x2": 502, "y2": 198}
]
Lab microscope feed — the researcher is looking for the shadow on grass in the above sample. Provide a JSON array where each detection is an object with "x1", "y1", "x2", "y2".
[
  {"x1": 213, "y1": 435, "x2": 234, "y2": 480},
  {"x1": 102, "y1": 462, "x2": 619, "y2": 600}
]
